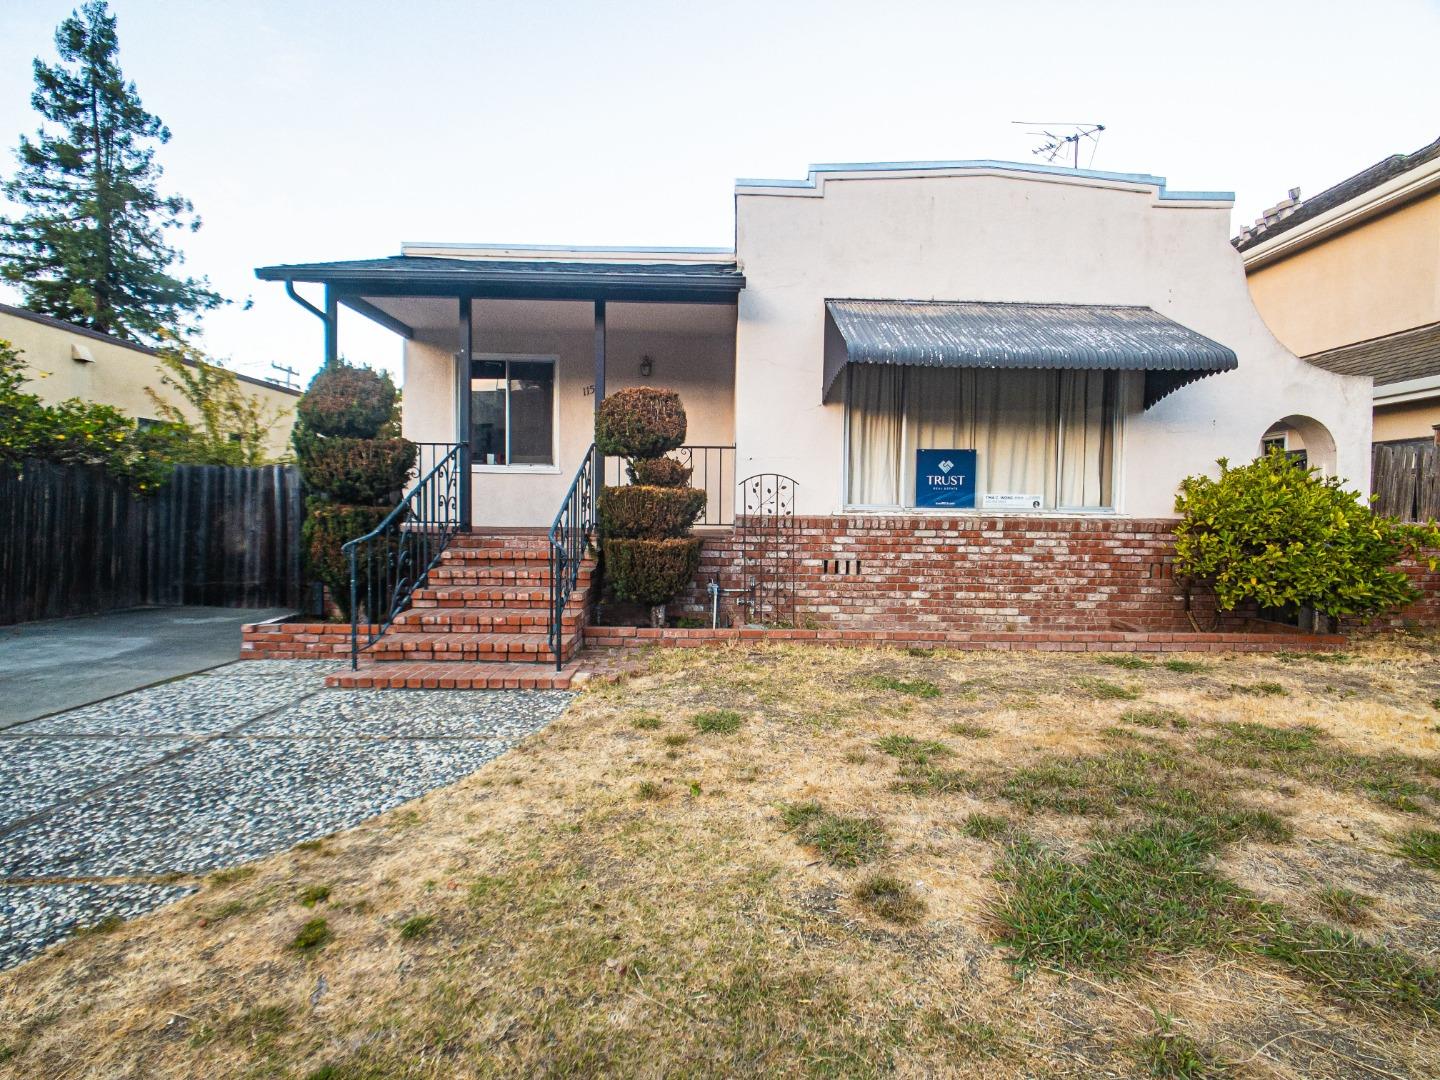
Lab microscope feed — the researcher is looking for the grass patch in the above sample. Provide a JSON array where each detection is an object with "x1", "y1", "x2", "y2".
[
  {"x1": 1391, "y1": 826, "x2": 1440, "y2": 871},
  {"x1": 1132, "y1": 1015, "x2": 1220, "y2": 1078},
  {"x1": 635, "y1": 780, "x2": 665, "y2": 801},
  {"x1": 76, "y1": 914, "x2": 124, "y2": 936},
  {"x1": 1161, "y1": 659, "x2": 1207, "y2": 674},
  {"x1": 946, "y1": 721, "x2": 993, "y2": 739},
  {"x1": 692, "y1": 709, "x2": 743, "y2": 735},
  {"x1": 1121, "y1": 707, "x2": 1189, "y2": 730},
  {"x1": 1257, "y1": 919, "x2": 1440, "y2": 1015},
  {"x1": 630, "y1": 713, "x2": 661, "y2": 730},
  {"x1": 296, "y1": 884, "x2": 331, "y2": 908},
  {"x1": 1228, "y1": 681, "x2": 1288, "y2": 697},
  {"x1": 398, "y1": 915, "x2": 435, "y2": 940},
  {"x1": 1075, "y1": 677, "x2": 1141, "y2": 701},
  {"x1": 661, "y1": 733, "x2": 689, "y2": 748},
  {"x1": 1099, "y1": 654, "x2": 1152, "y2": 671},
  {"x1": 891, "y1": 765, "x2": 973, "y2": 796},
  {"x1": 1276, "y1": 650, "x2": 1351, "y2": 664},
  {"x1": 289, "y1": 918, "x2": 332, "y2": 953},
  {"x1": 1314, "y1": 884, "x2": 1376, "y2": 925},
  {"x1": 1199, "y1": 722, "x2": 1437, "y2": 813},
  {"x1": 859, "y1": 674, "x2": 941, "y2": 698},
  {"x1": 852, "y1": 874, "x2": 925, "y2": 923},
  {"x1": 961, "y1": 812, "x2": 1010, "y2": 840},
  {"x1": 208, "y1": 865, "x2": 256, "y2": 886},
  {"x1": 779, "y1": 802, "x2": 888, "y2": 867},
  {"x1": 874, "y1": 734, "x2": 952, "y2": 765}
]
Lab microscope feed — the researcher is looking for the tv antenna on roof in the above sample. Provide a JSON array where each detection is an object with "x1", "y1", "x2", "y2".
[{"x1": 1011, "y1": 121, "x2": 1105, "y2": 169}]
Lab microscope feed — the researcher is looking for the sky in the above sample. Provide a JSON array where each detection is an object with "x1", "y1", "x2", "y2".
[{"x1": 0, "y1": 0, "x2": 1437, "y2": 388}]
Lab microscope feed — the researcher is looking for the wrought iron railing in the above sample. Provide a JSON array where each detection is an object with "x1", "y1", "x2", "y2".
[
  {"x1": 548, "y1": 443, "x2": 598, "y2": 669},
  {"x1": 343, "y1": 442, "x2": 465, "y2": 669},
  {"x1": 604, "y1": 444, "x2": 736, "y2": 526}
]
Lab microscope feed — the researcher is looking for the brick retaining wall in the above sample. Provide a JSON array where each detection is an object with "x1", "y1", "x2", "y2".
[
  {"x1": 670, "y1": 515, "x2": 1228, "y2": 633},
  {"x1": 242, "y1": 621, "x2": 373, "y2": 660}
]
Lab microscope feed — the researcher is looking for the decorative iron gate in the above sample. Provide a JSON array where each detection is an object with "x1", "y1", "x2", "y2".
[{"x1": 737, "y1": 473, "x2": 798, "y2": 626}]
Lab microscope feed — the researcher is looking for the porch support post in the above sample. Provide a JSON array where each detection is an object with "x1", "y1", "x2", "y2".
[
  {"x1": 323, "y1": 286, "x2": 339, "y2": 367},
  {"x1": 457, "y1": 296, "x2": 473, "y2": 528},
  {"x1": 593, "y1": 299, "x2": 606, "y2": 481}
]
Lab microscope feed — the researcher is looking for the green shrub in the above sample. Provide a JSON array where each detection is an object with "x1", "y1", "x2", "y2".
[
  {"x1": 628, "y1": 456, "x2": 691, "y2": 487},
  {"x1": 301, "y1": 501, "x2": 393, "y2": 618},
  {"x1": 1174, "y1": 450, "x2": 1440, "y2": 622},
  {"x1": 599, "y1": 484, "x2": 706, "y2": 539},
  {"x1": 595, "y1": 387, "x2": 686, "y2": 459},
  {"x1": 604, "y1": 537, "x2": 702, "y2": 606},
  {"x1": 294, "y1": 363, "x2": 397, "y2": 440},
  {"x1": 299, "y1": 437, "x2": 416, "y2": 504}
]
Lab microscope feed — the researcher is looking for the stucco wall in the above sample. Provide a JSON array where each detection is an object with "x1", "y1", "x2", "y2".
[
  {"x1": 1246, "y1": 192, "x2": 1440, "y2": 357},
  {"x1": 1374, "y1": 399, "x2": 1440, "y2": 443},
  {"x1": 733, "y1": 168, "x2": 1373, "y2": 518},
  {"x1": 1, "y1": 309, "x2": 298, "y2": 459},
  {"x1": 402, "y1": 300, "x2": 735, "y2": 527}
]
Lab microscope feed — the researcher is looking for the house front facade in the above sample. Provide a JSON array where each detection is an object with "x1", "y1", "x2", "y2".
[{"x1": 257, "y1": 158, "x2": 1372, "y2": 639}]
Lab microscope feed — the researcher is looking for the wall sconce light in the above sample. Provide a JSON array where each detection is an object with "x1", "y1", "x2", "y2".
[{"x1": 638, "y1": 355, "x2": 653, "y2": 378}]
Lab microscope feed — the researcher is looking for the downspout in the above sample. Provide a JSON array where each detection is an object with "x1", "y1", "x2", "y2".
[{"x1": 283, "y1": 280, "x2": 337, "y2": 367}]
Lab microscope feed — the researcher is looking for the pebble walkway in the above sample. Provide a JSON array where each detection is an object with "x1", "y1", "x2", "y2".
[{"x1": 0, "y1": 660, "x2": 570, "y2": 970}]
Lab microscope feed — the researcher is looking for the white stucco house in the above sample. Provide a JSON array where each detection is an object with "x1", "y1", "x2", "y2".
[{"x1": 253, "y1": 157, "x2": 1375, "y2": 674}]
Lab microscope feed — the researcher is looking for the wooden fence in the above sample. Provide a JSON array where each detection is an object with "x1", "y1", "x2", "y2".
[
  {"x1": 1371, "y1": 442, "x2": 1440, "y2": 523},
  {"x1": 0, "y1": 460, "x2": 303, "y2": 626}
]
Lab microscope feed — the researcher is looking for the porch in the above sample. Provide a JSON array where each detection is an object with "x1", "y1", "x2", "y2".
[{"x1": 256, "y1": 248, "x2": 744, "y2": 531}]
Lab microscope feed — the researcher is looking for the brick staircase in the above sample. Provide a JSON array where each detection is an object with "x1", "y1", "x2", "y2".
[{"x1": 325, "y1": 531, "x2": 596, "y2": 690}]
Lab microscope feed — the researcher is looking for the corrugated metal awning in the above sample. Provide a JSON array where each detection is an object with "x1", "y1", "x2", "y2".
[{"x1": 824, "y1": 299, "x2": 1238, "y2": 407}]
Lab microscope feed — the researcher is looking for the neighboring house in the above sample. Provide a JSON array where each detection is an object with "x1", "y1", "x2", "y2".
[
  {"x1": 1236, "y1": 136, "x2": 1440, "y2": 450},
  {"x1": 253, "y1": 157, "x2": 1373, "y2": 660},
  {"x1": 0, "y1": 303, "x2": 300, "y2": 459}
]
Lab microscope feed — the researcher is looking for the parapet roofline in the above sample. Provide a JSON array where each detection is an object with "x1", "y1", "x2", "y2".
[{"x1": 736, "y1": 158, "x2": 1233, "y2": 205}]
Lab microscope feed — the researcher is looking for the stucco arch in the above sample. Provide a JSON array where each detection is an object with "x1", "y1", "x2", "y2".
[{"x1": 1263, "y1": 414, "x2": 1338, "y2": 475}]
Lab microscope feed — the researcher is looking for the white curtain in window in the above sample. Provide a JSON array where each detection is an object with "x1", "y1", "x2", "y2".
[
  {"x1": 845, "y1": 365, "x2": 903, "y2": 505},
  {"x1": 846, "y1": 365, "x2": 1118, "y2": 509}
]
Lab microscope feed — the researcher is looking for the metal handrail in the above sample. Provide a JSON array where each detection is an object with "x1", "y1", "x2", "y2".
[
  {"x1": 342, "y1": 442, "x2": 465, "y2": 669},
  {"x1": 604, "y1": 444, "x2": 736, "y2": 526},
  {"x1": 547, "y1": 443, "x2": 597, "y2": 669}
]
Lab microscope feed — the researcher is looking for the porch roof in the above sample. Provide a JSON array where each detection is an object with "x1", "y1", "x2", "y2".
[
  {"x1": 254, "y1": 255, "x2": 744, "y2": 304},
  {"x1": 824, "y1": 299, "x2": 1238, "y2": 408}
]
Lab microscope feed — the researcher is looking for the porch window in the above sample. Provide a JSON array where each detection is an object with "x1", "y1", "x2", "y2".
[
  {"x1": 845, "y1": 366, "x2": 1120, "y2": 510},
  {"x1": 470, "y1": 356, "x2": 555, "y2": 467}
]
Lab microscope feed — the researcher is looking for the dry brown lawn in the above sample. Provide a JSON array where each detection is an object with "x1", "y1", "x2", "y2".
[{"x1": 3, "y1": 636, "x2": 1440, "y2": 1079}]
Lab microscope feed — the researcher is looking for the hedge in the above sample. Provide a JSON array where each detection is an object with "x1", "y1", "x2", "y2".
[
  {"x1": 595, "y1": 387, "x2": 686, "y2": 459},
  {"x1": 301, "y1": 501, "x2": 395, "y2": 619},
  {"x1": 296, "y1": 363, "x2": 398, "y2": 439},
  {"x1": 599, "y1": 484, "x2": 706, "y2": 539},
  {"x1": 603, "y1": 537, "x2": 702, "y2": 605},
  {"x1": 299, "y1": 437, "x2": 416, "y2": 505},
  {"x1": 628, "y1": 456, "x2": 691, "y2": 487}
]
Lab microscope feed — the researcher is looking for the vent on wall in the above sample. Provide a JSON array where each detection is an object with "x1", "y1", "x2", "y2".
[{"x1": 822, "y1": 558, "x2": 862, "y2": 576}]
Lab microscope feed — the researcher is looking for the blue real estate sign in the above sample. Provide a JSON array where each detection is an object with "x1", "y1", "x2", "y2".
[{"x1": 915, "y1": 449, "x2": 976, "y2": 509}]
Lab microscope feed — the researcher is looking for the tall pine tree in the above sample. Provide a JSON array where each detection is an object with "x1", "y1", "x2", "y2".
[{"x1": 0, "y1": 1, "x2": 223, "y2": 342}]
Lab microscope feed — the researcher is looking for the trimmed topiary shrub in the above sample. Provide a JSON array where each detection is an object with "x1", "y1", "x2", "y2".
[
  {"x1": 628, "y1": 456, "x2": 691, "y2": 488},
  {"x1": 599, "y1": 485, "x2": 706, "y2": 539},
  {"x1": 295, "y1": 364, "x2": 397, "y2": 439},
  {"x1": 293, "y1": 362, "x2": 413, "y2": 619},
  {"x1": 298, "y1": 437, "x2": 417, "y2": 505},
  {"x1": 1174, "y1": 449, "x2": 1440, "y2": 630},
  {"x1": 604, "y1": 537, "x2": 703, "y2": 606},
  {"x1": 595, "y1": 388, "x2": 686, "y2": 459},
  {"x1": 301, "y1": 501, "x2": 393, "y2": 618},
  {"x1": 597, "y1": 388, "x2": 704, "y2": 624}
]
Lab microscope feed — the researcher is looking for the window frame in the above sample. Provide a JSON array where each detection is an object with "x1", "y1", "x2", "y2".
[
  {"x1": 840, "y1": 366, "x2": 1127, "y2": 514},
  {"x1": 468, "y1": 353, "x2": 560, "y2": 474}
]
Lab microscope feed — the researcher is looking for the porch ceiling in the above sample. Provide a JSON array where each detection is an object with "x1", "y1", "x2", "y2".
[{"x1": 360, "y1": 297, "x2": 736, "y2": 337}]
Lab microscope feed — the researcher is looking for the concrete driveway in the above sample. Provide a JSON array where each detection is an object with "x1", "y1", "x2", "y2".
[
  {"x1": 0, "y1": 659, "x2": 571, "y2": 969},
  {"x1": 0, "y1": 606, "x2": 293, "y2": 728}
]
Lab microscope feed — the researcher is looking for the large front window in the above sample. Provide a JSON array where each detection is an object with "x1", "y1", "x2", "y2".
[
  {"x1": 470, "y1": 356, "x2": 556, "y2": 467},
  {"x1": 845, "y1": 366, "x2": 1120, "y2": 510}
]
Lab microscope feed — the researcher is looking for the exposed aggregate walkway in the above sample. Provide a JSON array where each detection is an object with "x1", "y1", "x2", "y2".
[{"x1": 0, "y1": 660, "x2": 570, "y2": 970}]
